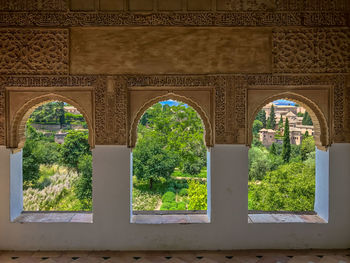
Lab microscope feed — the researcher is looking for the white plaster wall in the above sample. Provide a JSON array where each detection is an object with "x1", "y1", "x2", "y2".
[
  {"x1": 10, "y1": 150, "x2": 23, "y2": 221},
  {"x1": 314, "y1": 147, "x2": 329, "y2": 221},
  {"x1": 0, "y1": 144, "x2": 349, "y2": 250}
]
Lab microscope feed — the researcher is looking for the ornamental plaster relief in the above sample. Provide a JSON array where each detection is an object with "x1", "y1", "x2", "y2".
[
  {"x1": 273, "y1": 28, "x2": 350, "y2": 73},
  {"x1": 0, "y1": 74, "x2": 348, "y2": 149},
  {"x1": 0, "y1": 29, "x2": 69, "y2": 75},
  {"x1": 0, "y1": 12, "x2": 347, "y2": 27}
]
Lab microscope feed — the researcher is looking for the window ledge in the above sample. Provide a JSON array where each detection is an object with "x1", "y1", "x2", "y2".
[
  {"x1": 131, "y1": 214, "x2": 210, "y2": 224},
  {"x1": 13, "y1": 212, "x2": 93, "y2": 223},
  {"x1": 248, "y1": 212, "x2": 326, "y2": 224}
]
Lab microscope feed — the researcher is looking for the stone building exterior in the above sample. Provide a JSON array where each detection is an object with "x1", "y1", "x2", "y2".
[{"x1": 0, "y1": 0, "x2": 349, "y2": 252}]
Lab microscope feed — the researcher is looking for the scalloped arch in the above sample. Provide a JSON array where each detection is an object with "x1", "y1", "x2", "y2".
[
  {"x1": 247, "y1": 92, "x2": 329, "y2": 151},
  {"x1": 9, "y1": 93, "x2": 95, "y2": 150},
  {"x1": 129, "y1": 93, "x2": 213, "y2": 148}
]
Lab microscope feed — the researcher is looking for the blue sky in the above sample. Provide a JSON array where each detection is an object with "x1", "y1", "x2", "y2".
[
  {"x1": 160, "y1": 100, "x2": 188, "y2": 107},
  {"x1": 273, "y1": 99, "x2": 295, "y2": 105},
  {"x1": 159, "y1": 99, "x2": 295, "y2": 107}
]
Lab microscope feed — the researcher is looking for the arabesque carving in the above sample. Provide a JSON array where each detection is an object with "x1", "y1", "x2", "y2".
[
  {"x1": 0, "y1": 74, "x2": 348, "y2": 148},
  {"x1": 0, "y1": 0, "x2": 68, "y2": 11},
  {"x1": 0, "y1": 12, "x2": 347, "y2": 27},
  {"x1": 273, "y1": 28, "x2": 350, "y2": 73},
  {"x1": 0, "y1": 29, "x2": 69, "y2": 75},
  {"x1": 6, "y1": 87, "x2": 95, "y2": 150}
]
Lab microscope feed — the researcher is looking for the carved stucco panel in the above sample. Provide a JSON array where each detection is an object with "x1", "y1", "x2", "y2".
[
  {"x1": 0, "y1": 0, "x2": 68, "y2": 11},
  {"x1": 273, "y1": 28, "x2": 350, "y2": 73},
  {"x1": 0, "y1": 77, "x2": 5, "y2": 145},
  {"x1": 0, "y1": 12, "x2": 347, "y2": 27},
  {"x1": 0, "y1": 29, "x2": 69, "y2": 75}
]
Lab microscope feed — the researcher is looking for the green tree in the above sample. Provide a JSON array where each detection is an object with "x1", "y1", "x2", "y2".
[
  {"x1": 270, "y1": 143, "x2": 277, "y2": 155},
  {"x1": 56, "y1": 102, "x2": 65, "y2": 128},
  {"x1": 302, "y1": 111, "x2": 313, "y2": 125},
  {"x1": 60, "y1": 130, "x2": 91, "y2": 169},
  {"x1": 282, "y1": 118, "x2": 291, "y2": 163},
  {"x1": 75, "y1": 154, "x2": 92, "y2": 209},
  {"x1": 133, "y1": 134, "x2": 177, "y2": 189},
  {"x1": 301, "y1": 136, "x2": 315, "y2": 161},
  {"x1": 137, "y1": 102, "x2": 206, "y2": 175},
  {"x1": 248, "y1": 146, "x2": 283, "y2": 181},
  {"x1": 278, "y1": 116, "x2": 283, "y2": 130},
  {"x1": 22, "y1": 124, "x2": 56, "y2": 188},
  {"x1": 249, "y1": 162, "x2": 315, "y2": 211},
  {"x1": 266, "y1": 105, "x2": 276, "y2": 129},
  {"x1": 255, "y1": 110, "x2": 267, "y2": 128},
  {"x1": 252, "y1": 120, "x2": 263, "y2": 135}
]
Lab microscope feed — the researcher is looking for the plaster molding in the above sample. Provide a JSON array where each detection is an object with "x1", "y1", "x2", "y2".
[
  {"x1": 0, "y1": 74, "x2": 348, "y2": 148},
  {"x1": 0, "y1": 12, "x2": 347, "y2": 27},
  {"x1": 6, "y1": 87, "x2": 95, "y2": 150},
  {"x1": 128, "y1": 90, "x2": 214, "y2": 148},
  {"x1": 247, "y1": 90, "x2": 330, "y2": 150}
]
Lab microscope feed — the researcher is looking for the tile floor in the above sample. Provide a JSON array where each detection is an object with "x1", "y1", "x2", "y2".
[{"x1": 0, "y1": 250, "x2": 349, "y2": 262}]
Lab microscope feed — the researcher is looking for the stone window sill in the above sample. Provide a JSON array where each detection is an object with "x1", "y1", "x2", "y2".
[
  {"x1": 131, "y1": 214, "x2": 210, "y2": 224},
  {"x1": 248, "y1": 211, "x2": 326, "y2": 224},
  {"x1": 13, "y1": 212, "x2": 93, "y2": 223}
]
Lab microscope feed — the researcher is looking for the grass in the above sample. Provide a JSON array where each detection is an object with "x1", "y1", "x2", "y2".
[{"x1": 171, "y1": 167, "x2": 207, "y2": 179}]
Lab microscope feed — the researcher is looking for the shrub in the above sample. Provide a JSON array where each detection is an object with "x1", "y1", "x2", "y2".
[
  {"x1": 188, "y1": 180, "x2": 207, "y2": 210},
  {"x1": 176, "y1": 201, "x2": 186, "y2": 210},
  {"x1": 179, "y1": 188, "x2": 188, "y2": 196},
  {"x1": 160, "y1": 201, "x2": 177, "y2": 210},
  {"x1": 162, "y1": 191, "x2": 175, "y2": 203}
]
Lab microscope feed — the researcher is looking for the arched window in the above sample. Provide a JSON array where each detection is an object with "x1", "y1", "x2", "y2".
[
  {"x1": 248, "y1": 99, "x2": 328, "y2": 223},
  {"x1": 10, "y1": 100, "x2": 93, "y2": 222},
  {"x1": 131, "y1": 100, "x2": 210, "y2": 221}
]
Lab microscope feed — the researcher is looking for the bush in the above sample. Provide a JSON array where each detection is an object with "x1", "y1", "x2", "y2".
[
  {"x1": 177, "y1": 202, "x2": 186, "y2": 210},
  {"x1": 179, "y1": 188, "x2": 188, "y2": 196},
  {"x1": 188, "y1": 180, "x2": 207, "y2": 210},
  {"x1": 74, "y1": 154, "x2": 92, "y2": 209},
  {"x1": 162, "y1": 191, "x2": 175, "y2": 203},
  {"x1": 160, "y1": 201, "x2": 177, "y2": 210}
]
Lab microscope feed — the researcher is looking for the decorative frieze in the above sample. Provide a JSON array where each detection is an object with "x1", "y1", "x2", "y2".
[
  {"x1": 0, "y1": 12, "x2": 347, "y2": 27},
  {"x1": 273, "y1": 28, "x2": 350, "y2": 74},
  {"x1": 0, "y1": 74, "x2": 348, "y2": 148},
  {"x1": 0, "y1": 0, "x2": 68, "y2": 11},
  {"x1": 0, "y1": 29, "x2": 69, "y2": 75}
]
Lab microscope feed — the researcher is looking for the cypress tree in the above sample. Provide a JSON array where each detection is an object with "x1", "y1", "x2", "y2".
[
  {"x1": 302, "y1": 111, "x2": 313, "y2": 125},
  {"x1": 267, "y1": 104, "x2": 276, "y2": 129},
  {"x1": 270, "y1": 143, "x2": 277, "y2": 155},
  {"x1": 282, "y1": 117, "x2": 291, "y2": 163},
  {"x1": 256, "y1": 110, "x2": 267, "y2": 128},
  {"x1": 278, "y1": 115, "x2": 283, "y2": 130}
]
